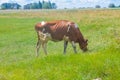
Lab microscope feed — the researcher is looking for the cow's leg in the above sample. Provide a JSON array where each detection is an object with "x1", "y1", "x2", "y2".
[
  {"x1": 36, "y1": 40, "x2": 41, "y2": 57},
  {"x1": 71, "y1": 41, "x2": 77, "y2": 53},
  {"x1": 42, "y1": 42, "x2": 47, "y2": 55},
  {"x1": 64, "y1": 41, "x2": 68, "y2": 54}
]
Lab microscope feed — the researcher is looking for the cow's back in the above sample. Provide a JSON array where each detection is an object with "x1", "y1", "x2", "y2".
[{"x1": 49, "y1": 20, "x2": 70, "y2": 41}]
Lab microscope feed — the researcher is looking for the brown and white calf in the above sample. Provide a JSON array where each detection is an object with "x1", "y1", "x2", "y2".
[{"x1": 35, "y1": 20, "x2": 88, "y2": 56}]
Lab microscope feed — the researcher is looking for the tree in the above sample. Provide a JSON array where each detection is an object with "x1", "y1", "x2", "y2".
[
  {"x1": 32, "y1": 3, "x2": 40, "y2": 9},
  {"x1": 108, "y1": 3, "x2": 115, "y2": 8},
  {"x1": 24, "y1": 4, "x2": 30, "y2": 9},
  {"x1": 38, "y1": 1, "x2": 42, "y2": 9},
  {"x1": 42, "y1": 1, "x2": 51, "y2": 9},
  {"x1": 1, "y1": 3, "x2": 21, "y2": 9},
  {"x1": 24, "y1": 3, "x2": 30, "y2": 9},
  {"x1": 52, "y1": 3, "x2": 57, "y2": 9},
  {"x1": 41, "y1": 0, "x2": 45, "y2": 9},
  {"x1": 24, "y1": 3, "x2": 39, "y2": 9},
  {"x1": 12, "y1": 3, "x2": 21, "y2": 9},
  {"x1": 95, "y1": 5, "x2": 101, "y2": 8},
  {"x1": 118, "y1": 5, "x2": 120, "y2": 7},
  {"x1": 1, "y1": 3, "x2": 11, "y2": 9},
  {"x1": 48, "y1": 1, "x2": 52, "y2": 9},
  {"x1": 23, "y1": 0, "x2": 57, "y2": 9}
]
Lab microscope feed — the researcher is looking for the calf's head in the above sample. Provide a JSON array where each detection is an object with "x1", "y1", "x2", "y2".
[{"x1": 79, "y1": 39, "x2": 88, "y2": 52}]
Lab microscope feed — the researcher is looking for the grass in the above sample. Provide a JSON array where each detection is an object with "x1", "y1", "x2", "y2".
[{"x1": 0, "y1": 9, "x2": 120, "y2": 80}]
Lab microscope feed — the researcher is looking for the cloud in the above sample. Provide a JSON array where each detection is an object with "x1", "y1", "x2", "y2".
[{"x1": 0, "y1": 0, "x2": 9, "y2": 3}]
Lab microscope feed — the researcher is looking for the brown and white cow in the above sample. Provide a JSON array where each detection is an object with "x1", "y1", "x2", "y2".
[{"x1": 35, "y1": 20, "x2": 88, "y2": 56}]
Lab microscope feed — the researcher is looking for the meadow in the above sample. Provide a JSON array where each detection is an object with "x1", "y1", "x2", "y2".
[{"x1": 0, "y1": 9, "x2": 120, "y2": 80}]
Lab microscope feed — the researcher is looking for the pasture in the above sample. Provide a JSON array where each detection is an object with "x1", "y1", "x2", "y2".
[{"x1": 0, "y1": 9, "x2": 120, "y2": 80}]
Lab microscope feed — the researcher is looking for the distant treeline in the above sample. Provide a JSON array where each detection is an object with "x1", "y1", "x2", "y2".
[
  {"x1": 0, "y1": 0, "x2": 57, "y2": 9},
  {"x1": 0, "y1": 1, "x2": 120, "y2": 10},
  {"x1": 95, "y1": 3, "x2": 120, "y2": 8}
]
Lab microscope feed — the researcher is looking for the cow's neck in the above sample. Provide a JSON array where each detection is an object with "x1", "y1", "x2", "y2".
[{"x1": 78, "y1": 31, "x2": 85, "y2": 47}]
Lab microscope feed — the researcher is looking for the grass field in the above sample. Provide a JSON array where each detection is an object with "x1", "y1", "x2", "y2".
[{"x1": 0, "y1": 9, "x2": 120, "y2": 80}]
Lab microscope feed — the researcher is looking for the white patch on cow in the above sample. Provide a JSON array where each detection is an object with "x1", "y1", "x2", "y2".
[
  {"x1": 41, "y1": 21, "x2": 46, "y2": 26},
  {"x1": 42, "y1": 28, "x2": 45, "y2": 32},
  {"x1": 67, "y1": 26, "x2": 70, "y2": 32},
  {"x1": 39, "y1": 32, "x2": 52, "y2": 42},
  {"x1": 75, "y1": 24, "x2": 78, "y2": 28},
  {"x1": 63, "y1": 35, "x2": 69, "y2": 41}
]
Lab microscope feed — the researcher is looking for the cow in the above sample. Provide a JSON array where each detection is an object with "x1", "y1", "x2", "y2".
[{"x1": 35, "y1": 20, "x2": 88, "y2": 56}]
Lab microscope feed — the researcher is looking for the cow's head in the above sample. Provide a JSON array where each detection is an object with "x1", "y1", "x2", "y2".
[{"x1": 79, "y1": 39, "x2": 88, "y2": 52}]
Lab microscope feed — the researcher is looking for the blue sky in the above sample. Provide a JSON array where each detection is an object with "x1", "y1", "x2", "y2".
[{"x1": 0, "y1": 0, "x2": 120, "y2": 8}]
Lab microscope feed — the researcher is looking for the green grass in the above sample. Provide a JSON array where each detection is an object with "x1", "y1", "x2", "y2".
[{"x1": 0, "y1": 9, "x2": 120, "y2": 80}]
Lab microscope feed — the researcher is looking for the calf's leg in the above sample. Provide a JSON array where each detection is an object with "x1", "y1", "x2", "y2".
[
  {"x1": 71, "y1": 41, "x2": 77, "y2": 53},
  {"x1": 42, "y1": 42, "x2": 47, "y2": 55},
  {"x1": 36, "y1": 40, "x2": 41, "y2": 57},
  {"x1": 63, "y1": 41, "x2": 68, "y2": 54}
]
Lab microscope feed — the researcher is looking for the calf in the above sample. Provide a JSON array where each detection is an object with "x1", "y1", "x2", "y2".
[{"x1": 35, "y1": 20, "x2": 88, "y2": 56}]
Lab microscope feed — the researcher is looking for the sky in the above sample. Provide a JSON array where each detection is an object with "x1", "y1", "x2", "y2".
[{"x1": 0, "y1": 0, "x2": 120, "y2": 9}]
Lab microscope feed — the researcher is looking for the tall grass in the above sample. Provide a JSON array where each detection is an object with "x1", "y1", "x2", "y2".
[{"x1": 0, "y1": 9, "x2": 120, "y2": 80}]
